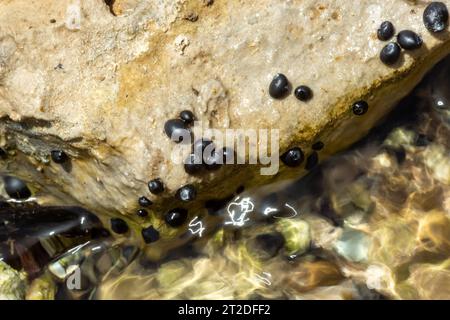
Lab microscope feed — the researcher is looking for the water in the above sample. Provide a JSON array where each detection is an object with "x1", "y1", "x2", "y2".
[{"x1": 1, "y1": 55, "x2": 450, "y2": 300}]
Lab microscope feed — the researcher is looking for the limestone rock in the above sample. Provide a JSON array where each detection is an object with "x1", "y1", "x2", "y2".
[{"x1": 1, "y1": 0, "x2": 450, "y2": 249}]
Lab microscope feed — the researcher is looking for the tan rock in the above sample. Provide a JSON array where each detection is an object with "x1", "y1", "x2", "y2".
[{"x1": 1, "y1": 0, "x2": 450, "y2": 250}]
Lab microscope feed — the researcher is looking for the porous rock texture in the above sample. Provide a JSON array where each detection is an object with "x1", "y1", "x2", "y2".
[{"x1": 1, "y1": 0, "x2": 450, "y2": 249}]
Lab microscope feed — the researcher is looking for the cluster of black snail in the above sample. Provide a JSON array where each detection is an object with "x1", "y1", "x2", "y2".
[
  {"x1": 379, "y1": 2, "x2": 449, "y2": 65},
  {"x1": 2, "y1": 2, "x2": 449, "y2": 246},
  {"x1": 111, "y1": 107, "x2": 235, "y2": 242},
  {"x1": 269, "y1": 74, "x2": 324, "y2": 171},
  {"x1": 129, "y1": 109, "x2": 212, "y2": 243},
  {"x1": 270, "y1": 3, "x2": 450, "y2": 179}
]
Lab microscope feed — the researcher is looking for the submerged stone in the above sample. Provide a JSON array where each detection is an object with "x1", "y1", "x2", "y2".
[
  {"x1": 0, "y1": 261, "x2": 26, "y2": 300},
  {"x1": 276, "y1": 219, "x2": 311, "y2": 256},
  {"x1": 334, "y1": 228, "x2": 370, "y2": 262}
]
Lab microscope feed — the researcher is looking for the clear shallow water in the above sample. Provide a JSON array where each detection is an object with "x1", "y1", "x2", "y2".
[{"x1": 1, "y1": 56, "x2": 450, "y2": 300}]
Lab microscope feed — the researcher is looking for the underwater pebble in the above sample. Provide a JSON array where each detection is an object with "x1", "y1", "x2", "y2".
[
  {"x1": 423, "y1": 144, "x2": 450, "y2": 184},
  {"x1": 383, "y1": 127, "x2": 416, "y2": 148},
  {"x1": 26, "y1": 275, "x2": 56, "y2": 300},
  {"x1": 334, "y1": 228, "x2": 370, "y2": 263},
  {"x1": 423, "y1": 2, "x2": 449, "y2": 33},
  {"x1": 383, "y1": 146, "x2": 406, "y2": 165},
  {"x1": 276, "y1": 219, "x2": 311, "y2": 256},
  {"x1": 364, "y1": 265, "x2": 391, "y2": 291}
]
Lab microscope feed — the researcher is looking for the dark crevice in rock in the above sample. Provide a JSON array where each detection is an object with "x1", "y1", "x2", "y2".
[{"x1": 4, "y1": 116, "x2": 52, "y2": 130}]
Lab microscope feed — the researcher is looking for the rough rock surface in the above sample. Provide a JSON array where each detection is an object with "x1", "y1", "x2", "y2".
[{"x1": 1, "y1": 0, "x2": 450, "y2": 249}]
